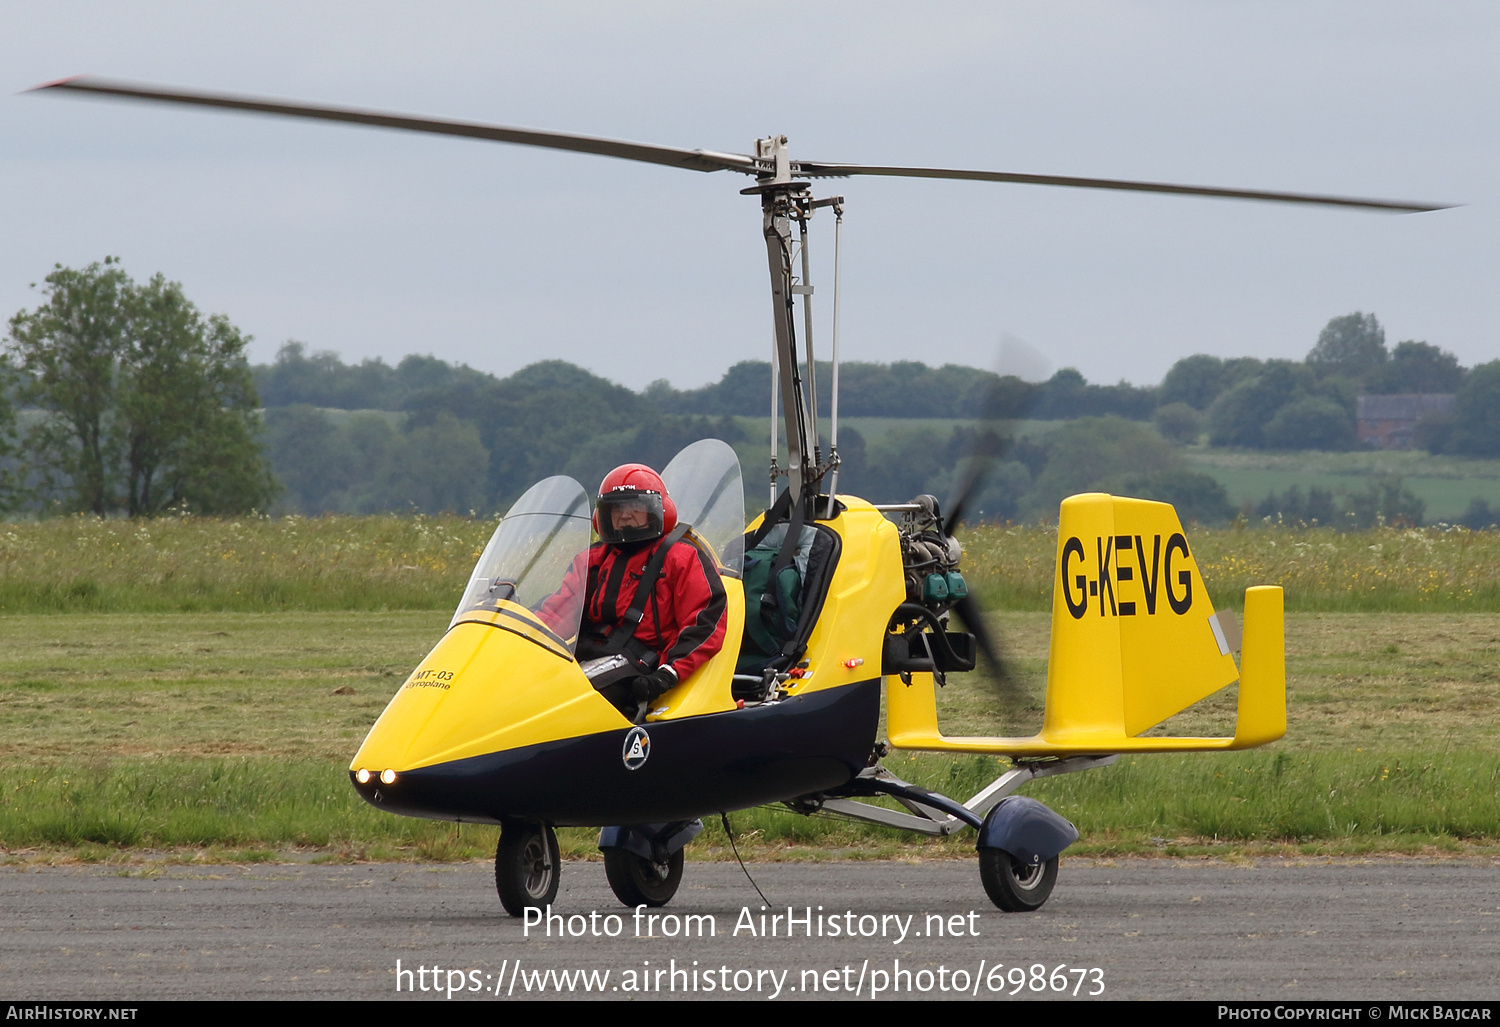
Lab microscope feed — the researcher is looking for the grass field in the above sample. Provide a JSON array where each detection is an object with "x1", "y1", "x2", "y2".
[
  {"x1": 0, "y1": 514, "x2": 482, "y2": 613},
  {"x1": 2, "y1": 606, "x2": 1496, "y2": 863},
  {"x1": 2, "y1": 512, "x2": 1497, "y2": 862},
  {"x1": 1183, "y1": 447, "x2": 1500, "y2": 522},
  {"x1": 8, "y1": 514, "x2": 1500, "y2": 615}
]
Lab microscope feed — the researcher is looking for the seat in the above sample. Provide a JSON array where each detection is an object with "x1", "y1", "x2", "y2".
[{"x1": 735, "y1": 521, "x2": 841, "y2": 681}]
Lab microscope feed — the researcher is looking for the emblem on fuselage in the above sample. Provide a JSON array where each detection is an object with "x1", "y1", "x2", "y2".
[{"x1": 622, "y1": 727, "x2": 651, "y2": 771}]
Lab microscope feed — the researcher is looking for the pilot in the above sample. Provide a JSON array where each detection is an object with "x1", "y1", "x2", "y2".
[{"x1": 538, "y1": 464, "x2": 727, "y2": 713}]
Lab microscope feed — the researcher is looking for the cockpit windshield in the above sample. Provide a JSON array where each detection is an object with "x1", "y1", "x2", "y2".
[
  {"x1": 661, "y1": 438, "x2": 745, "y2": 574},
  {"x1": 451, "y1": 476, "x2": 591, "y2": 653},
  {"x1": 449, "y1": 445, "x2": 741, "y2": 656}
]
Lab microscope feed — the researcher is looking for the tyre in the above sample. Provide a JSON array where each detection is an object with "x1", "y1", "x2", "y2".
[
  {"x1": 603, "y1": 846, "x2": 684, "y2": 908},
  {"x1": 495, "y1": 821, "x2": 560, "y2": 917},
  {"x1": 979, "y1": 849, "x2": 1058, "y2": 912}
]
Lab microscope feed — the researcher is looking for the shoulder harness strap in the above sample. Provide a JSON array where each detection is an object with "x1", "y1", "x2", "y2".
[{"x1": 600, "y1": 522, "x2": 692, "y2": 656}]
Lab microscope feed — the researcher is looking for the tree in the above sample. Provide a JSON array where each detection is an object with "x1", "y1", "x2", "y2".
[
  {"x1": 1032, "y1": 368, "x2": 1087, "y2": 419},
  {"x1": 5, "y1": 259, "x2": 276, "y2": 516},
  {"x1": 1153, "y1": 402, "x2": 1203, "y2": 444},
  {"x1": 0, "y1": 355, "x2": 20, "y2": 511},
  {"x1": 1110, "y1": 469, "x2": 1234, "y2": 525},
  {"x1": 1159, "y1": 354, "x2": 1266, "y2": 412},
  {"x1": 1414, "y1": 410, "x2": 1455, "y2": 454},
  {"x1": 1364, "y1": 340, "x2": 1465, "y2": 395},
  {"x1": 116, "y1": 273, "x2": 275, "y2": 515},
  {"x1": 1257, "y1": 485, "x2": 1338, "y2": 526},
  {"x1": 1208, "y1": 361, "x2": 1304, "y2": 447},
  {"x1": 1344, "y1": 477, "x2": 1424, "y2": 528},
  {"x1": 857, "y1": 425, "x2": 948, "y2": 502},
  {"x1": 5, "y1": 260, "x2": 127, "y2": 513},
  {"x1": 372, "y1": 412, "x2": 489, "y2": 514},
  {"x1": 1021, "y1": 417, "x2": 1180, "y2": 519},
  {"x1": 1445, "y1": 360, "x2": 1500, "y2": 457},
  {"x1": 255, "y1": 340, "x2": 403, "y2": 410},
  {"x1": 262, "y1": 405, "x2": 354, "y2": 512},
  {"x1": 1307, "y1": 312, "x2": 1387, "y2": 379},
  {"x1": 1159, "y1": 354, "x2": 1226, "y2": 410},
  {"x1": 1460, "y1": 498, "x2": 1495, "y2": 530},
  {"x1": 1261, "y1": 395, "x2": 1357, "y2": 451}
]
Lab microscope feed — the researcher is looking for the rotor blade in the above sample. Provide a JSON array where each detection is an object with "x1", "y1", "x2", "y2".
[
  {"x1": 30, "y1": 76, "x2": 760, "y2": 176},
  {"x1": 33, "y1": 76, "x2": 1452, "y2": 213},
  {"x1": 795, "y1": 161, "x2": 1451, "y2": 213}
]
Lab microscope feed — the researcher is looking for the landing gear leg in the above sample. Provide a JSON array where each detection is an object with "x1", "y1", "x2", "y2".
[{"x1": 495, "y1": 820, "x2": 560, "y2": 916}]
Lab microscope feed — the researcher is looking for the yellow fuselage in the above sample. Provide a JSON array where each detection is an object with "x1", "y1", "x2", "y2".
[{"x1": 349, "y1": 497, "x2": 906, "y2": 826}]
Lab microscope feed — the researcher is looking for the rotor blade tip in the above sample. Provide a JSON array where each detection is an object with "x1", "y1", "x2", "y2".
[{"x1": 24, "y1": 75, "x2": 89, "y2": 93}]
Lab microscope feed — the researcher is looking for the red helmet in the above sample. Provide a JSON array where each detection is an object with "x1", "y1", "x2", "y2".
[{"x1": 594, "y1": 464, "x2": 677, "y2": 545}]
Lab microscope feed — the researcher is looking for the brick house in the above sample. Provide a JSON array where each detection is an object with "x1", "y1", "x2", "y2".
[{"x1": 1356, "y1": 393, "x2": 1455, "y2": 449}]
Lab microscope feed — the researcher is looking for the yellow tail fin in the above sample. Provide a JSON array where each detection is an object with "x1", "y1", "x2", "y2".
[
  {"x1": 1045, "y1": 492, "x2": 1237, "y2": 740},
  {"x1": 885, "y1": 493, "x2": 1285, "y2": 756}
]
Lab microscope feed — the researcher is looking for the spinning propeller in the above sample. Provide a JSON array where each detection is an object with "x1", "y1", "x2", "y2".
[
  {"x1": 945, "y1": 442, "x2": 1011, "y2": 676},
  {"x1": 941, "y1": 377, "x2": 1029, "y2": 712}
]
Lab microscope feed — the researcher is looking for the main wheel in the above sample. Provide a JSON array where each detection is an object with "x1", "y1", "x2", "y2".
[
  {"x1": 603, "y1": 847, "x2": 683, "y2": 908},
  {"x1": 495, "y1": 821, "x2": 560, "y2": 917},
  {"x1": 979, "y1": 849, "x2": 1058, "y2": 912}
]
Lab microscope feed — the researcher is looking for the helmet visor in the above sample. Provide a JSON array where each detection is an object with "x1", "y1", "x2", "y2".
[{"x1": 596, "y1": 489, "x2": 664, "y2": 544}]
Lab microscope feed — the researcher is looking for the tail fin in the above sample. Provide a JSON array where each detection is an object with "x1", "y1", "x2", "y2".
[
  {"x1": 1043, "y1": 492, "x2": 1237, "y2": 741},
  {"x1": 884, "y1": 492, "x2": 1285, "y2": 756}
]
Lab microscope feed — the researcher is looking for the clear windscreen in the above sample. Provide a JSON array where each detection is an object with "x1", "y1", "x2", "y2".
[
  {"x1": 661, "y1": 438, "x2": 745, "y2": 574},
  {"x1": 451, "y1": 476, "x2": 592, "y2": 650}
]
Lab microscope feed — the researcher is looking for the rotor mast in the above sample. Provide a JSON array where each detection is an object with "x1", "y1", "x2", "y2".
[{"x1": 749, "y1": 134, "x2": 840, "y2": 513}]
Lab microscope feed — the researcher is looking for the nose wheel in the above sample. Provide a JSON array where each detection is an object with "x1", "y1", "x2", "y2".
[
  {"x1": 495, "y1": 820, "x2": 560, "y2": 916},
  {"x1": 603, "y1": 847, "x2": 684, "y2": 908}
]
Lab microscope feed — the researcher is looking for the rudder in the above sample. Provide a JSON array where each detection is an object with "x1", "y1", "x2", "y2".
[{"x1": 1042, "y1": 493, "x2": 1239, "y2": 743}]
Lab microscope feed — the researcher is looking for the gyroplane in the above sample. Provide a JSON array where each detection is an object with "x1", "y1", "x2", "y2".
[{"x1": 33, "y1": 77, "x2": 1447, "y2": 915}]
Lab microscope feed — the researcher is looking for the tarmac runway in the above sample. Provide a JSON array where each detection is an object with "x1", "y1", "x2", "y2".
[{"x1": 3, "y1": 857, "x2": 1498, "y2": 1001}]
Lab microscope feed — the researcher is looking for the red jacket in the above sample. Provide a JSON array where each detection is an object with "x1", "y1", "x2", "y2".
[{"x1": 538, "y1": 535, "x2": 727, "y2": 683}]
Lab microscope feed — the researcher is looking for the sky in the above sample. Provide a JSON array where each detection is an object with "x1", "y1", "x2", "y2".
[{"x1": 1, "y1": 2, "x2": 1495, "y2": 392}]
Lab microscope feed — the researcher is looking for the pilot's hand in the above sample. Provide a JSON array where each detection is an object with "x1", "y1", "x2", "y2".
[{"x1": 631, "y1": 666, "x2": 679, "y2": 703}]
